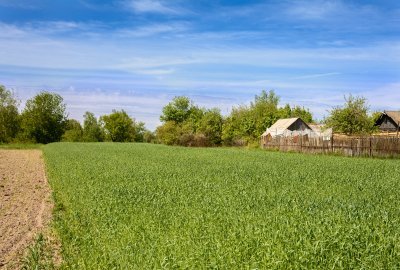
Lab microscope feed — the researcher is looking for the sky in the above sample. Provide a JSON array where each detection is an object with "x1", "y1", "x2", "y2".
[{"x1": 0, "y1": 0, "x2": 399, "y2": 130}]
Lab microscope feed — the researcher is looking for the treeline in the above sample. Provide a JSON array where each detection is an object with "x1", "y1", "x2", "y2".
[
  {"x1": 1, "y1": 84, "x2": 379, "y2": 146},
  {"x1": 156, "y1": 90, "x2": 312, "y2": 146},
  {"x1": 0, "y1": 86, "x2": 151, "y2": 144}
]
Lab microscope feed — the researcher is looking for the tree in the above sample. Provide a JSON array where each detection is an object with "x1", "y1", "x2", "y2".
[
  {"x1": 156, "y1": 121, "x2": 181, "y2": 145},
  {"x1": 222, "y1": 90, "x2": 281, "y2": 145},
  {"x1": 324, "y1": 95, "x2": 374, "y2": 135},
  {"x1": 62, "y1": 119, "x2": 83, "y2": 142},
  {"x1": 250, "y1": 90, "x2": 280, "y2": 138},
  {"x1": 279, "y1": 104, "x2": 313, "y2": 123},
  {"x1": 160, "y1": 96, "x2": 193, "y2": 123},
  {"x1": 197, "y1": 108, "x2": 223, "y2": 145},
  {"x1": 133, "y1": 121, "x2": 147, "y2": 142},
  {"x1": 83, "y1": 112, "x2": 104, "y2": 142},
  {"x1": 100, "y1": 110, "x2": 135, "y2": 142},
  {"x1": 0, "y1": 85, "x2": 20, "y2": 143},
  {"x1": 143, "y1": 130, "x2": 156, "y2": 143},
  {"x1": 21, "y1": 91, "x2": 67, "y2": 144},
  {"x1": 221, "y1": 106, "x2": 253, "y2": 145}
]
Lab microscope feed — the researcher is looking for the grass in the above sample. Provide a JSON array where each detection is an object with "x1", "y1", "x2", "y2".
[
  {"x1": 21, "y1": 233, "x2": 55, "y2": 270},
  {"x1": 43, "y1": 142, "x2": 400, "y2": 269}
]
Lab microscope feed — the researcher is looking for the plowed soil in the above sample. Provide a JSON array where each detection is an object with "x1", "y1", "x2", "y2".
[{"x1": 0, "y1": 150, "x2": 52, "y2": 269}]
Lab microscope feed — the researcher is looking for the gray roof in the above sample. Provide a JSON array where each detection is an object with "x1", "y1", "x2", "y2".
[
  {"x1": 385, "y1": 111, "x2": 400, "y2": 124},
  {"x1": 308, "y1": 124, "x2": 323, "y2": 133},
  {"x1": 268, "y1": 117, "x2": 299, "y2": 130}
]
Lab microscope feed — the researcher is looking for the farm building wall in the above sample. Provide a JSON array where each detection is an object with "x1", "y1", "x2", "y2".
[
  {"x1": 287, "y1": 118, "x2": 311, "y2": 131},
  {"x1": 376, "y1": 115, "x2": 399, "y2": 132}
]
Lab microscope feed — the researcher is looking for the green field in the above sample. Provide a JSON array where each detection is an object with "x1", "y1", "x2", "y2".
[{"x1": 43, "y1": 143, "x2": 400, "y2": 269}]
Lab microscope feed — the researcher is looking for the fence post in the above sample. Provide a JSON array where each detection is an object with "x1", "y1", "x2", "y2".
[
  {"x1": 369, "y1": 137, "x2": 372, "y2": 157},
  {"x1": 350, "y1": 139, "x2": 353, "y2": 157},
  {"x1": 300, "y1": 133, "x2": 303, "y2": 153},
  {"x1": 331, "y1": 134, "x2": 334, "y2": 153}
]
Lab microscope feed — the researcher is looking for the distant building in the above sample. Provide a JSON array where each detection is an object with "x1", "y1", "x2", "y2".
[
  {"x1": 261, "y1": 118, "x2": 311, "y2": 138},
  {"x1": 308, "y1": 124, "x2": 333, "y2": 141},
  {"x1": 261, "y1": 118, "x2": 332, "y2": 147},
  {"x1": 375, "y1": 111, "x2": 400, "y2": 132}
]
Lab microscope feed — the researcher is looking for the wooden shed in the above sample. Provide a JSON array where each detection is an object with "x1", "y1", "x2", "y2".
[
  {"x1": 375, "y1": 111, "x2": 400, "y2": 132},
  {"x1": 261, "y1": 118, "x2": 311, "y2": 144}
]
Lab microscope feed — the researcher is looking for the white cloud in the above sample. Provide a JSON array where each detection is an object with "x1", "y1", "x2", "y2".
[
  {"x1": 124, "y1": 0, "x2": 181, "y2": 14},
  {"x1": 0, "y1": 18, "x2": 399, "y2": 127},
  {"x1": 116, "y1": 23, "x2": 188, "y2": 37},
  {"x1": 286, "y1": 0, "x2": 344, "y2": 20},
  {"x1": 362, "y1": 83, "x2": 400, "y2": 112},
  {"x1": 291, "y1": 72, "x2": 341, "y2": 80}
]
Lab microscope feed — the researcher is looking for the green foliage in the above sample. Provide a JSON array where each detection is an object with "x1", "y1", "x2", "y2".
[
  {"x1": 250, "y1": 90, "x2": 281, "y2": 138},
  {"x1": 325, "y1": 95, "x2": 375, "y2": 135},
  {"x1": 44, "y1": 143, "x2": 400, "y2": 269},
  {"x1": 100, "y1": 110, "x2": 135, "y2": 142},
  {"x1": 62, "y1": 119, "x2": 83, "y2": 142},
  {"x1": 222, "y1": 90, "x2": 284, "y2": 144},
  {"x1": 100, "y1": 110, "x2": 148, "y2": 142},
  {"x1": 157, "y1": 97, "x2": 223, "y2": 146},
  {"x1": 21, "y1": 233, "x2": 56, "y2": 270},
  {"x1": 143, "y1": 130, "x2": 156, "y2": 143},
  {"x1": 197, "y1": 108, "x2": 223, "y2": 145},
  {"x1": 133, "y1": 121, "x2": 147, "y2": 142},
  {"x1": 0, "y1": 85, "x2": 20, "y2": 143},
  {"x1": 21, "y1": 91, "x2": 67, "y2": 144},
  {"x1": 371, "y1": 111, "x2": 382, "y2": 132},
  {"x1": 221, "y1": 106, "x2": 253, "y2": 145},
  {"x1": 83, "y1": 112, "x2": 104, "y2": 142},
  {"x1": 280, "y1": 104, "x2": 313, "y2": 123},
  {"x1": 160, "y1": 96, "x2": 193, "y2": 123},
  {"x1": 156, "y1": 121, "x2": 180, "y2": 145},
  {"x1": 156, "y1": 91, "x2": 314, "y2": 147}
]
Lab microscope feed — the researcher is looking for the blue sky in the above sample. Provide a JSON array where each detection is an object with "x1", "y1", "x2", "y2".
[{"x1": 0, "y1": 0, "x2": 399, "y2": 130}]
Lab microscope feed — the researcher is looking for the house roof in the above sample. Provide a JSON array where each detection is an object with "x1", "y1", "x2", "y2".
[
  {"x1": 308, "y1": 124, "x2": 323, "y2": 133},
  {"x1": 385, "y1": 111, "x2": 400, "y2": 124},
  {"x1": 268, "y1": 117, "x2": 299, "y2": 130}
]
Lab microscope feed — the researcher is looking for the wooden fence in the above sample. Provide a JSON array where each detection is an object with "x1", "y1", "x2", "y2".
[{"x1": 261, "y1": 135, "x2": 400, "y2": 158}]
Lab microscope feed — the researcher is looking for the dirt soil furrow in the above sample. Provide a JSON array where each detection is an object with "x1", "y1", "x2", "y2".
[{"x1": 0, "y1": 150, "x2": 52, "y2": 269}]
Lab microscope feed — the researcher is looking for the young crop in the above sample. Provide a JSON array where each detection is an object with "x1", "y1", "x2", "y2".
[{"x1": 44, "y1": 143, "x2": 400, "y2": 269}]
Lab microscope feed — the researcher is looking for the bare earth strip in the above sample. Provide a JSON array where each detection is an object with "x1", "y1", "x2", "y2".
[{"x1": 0, "y1": 150, "x2": 52, "y2": 269}]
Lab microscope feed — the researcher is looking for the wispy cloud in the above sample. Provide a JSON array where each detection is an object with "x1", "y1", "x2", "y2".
[
  {"x1": 361, "y1": 83, "x2": 400, "y2": 112},
  {"x1": 291, "y1": 72, "x2": 341, "y2": 80},
  {"x1": 286, "y1": 0, "x2": 344, "y2": 20},
  {"x1": 0, "y1": 0, "x2": 38, "y2": 9},
  {"x1": 123, "y1": 0, "x2": 182, "y2": 15},
  {"x1": 0, "y1": 0, "x2": 399, "y2": 128},
  {"x1": 116, "y1": 22, "x2": 189, "y2": 37}
]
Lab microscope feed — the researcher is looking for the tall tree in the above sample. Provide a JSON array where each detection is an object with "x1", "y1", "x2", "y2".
[
  {"x1": 0, "y1": 85, "x2": 20, "y2": 143},
  {"x1": 197, "y1": 108, "x2": 223, "y2": 145},
  {"x1": 279, "y1": 104, "x2": 313, "y2": 123},
  {"x1": 324, "y1": 95, "x2": 374, "y2": 135},
  {"x1": 100, "y1": 110, "x2": 135, "y2": 142},
  {"x1": 250, "y1": 90, "x2": 280, "y2": 138},
  {"x1": 222, "y1": 90, "x2": 281, "y2": 144},
  {"x1": 21, "y1": 91, "x2": 67, "y2": 144},
  {"x1": 83, "y1": 111, "x2": 104, "y2": 142},
  {"x1": 160, "y1": 96, "x2": 194, "y2": 123}
]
